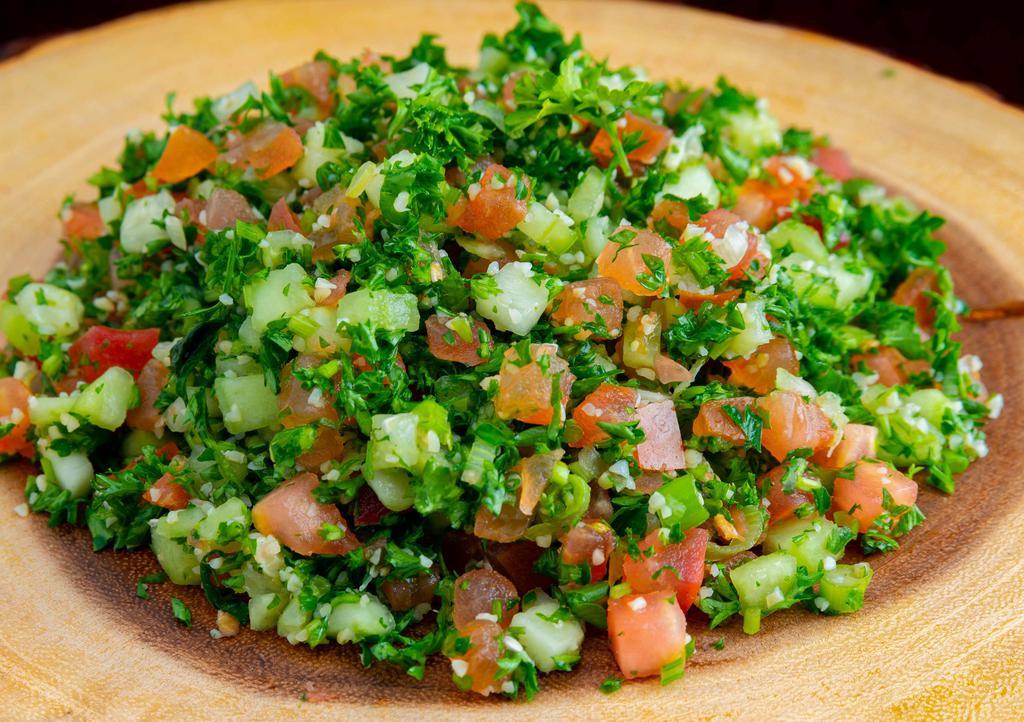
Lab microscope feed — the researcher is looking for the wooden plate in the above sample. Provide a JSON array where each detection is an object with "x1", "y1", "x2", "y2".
[{"x1": 1, "y1": 1, "x2": 1022, "y2": 718}]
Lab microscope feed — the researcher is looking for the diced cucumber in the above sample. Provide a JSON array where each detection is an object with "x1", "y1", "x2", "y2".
[
  {"x1": 261, "y1": 230, "x2": 312, "y2": 267},
  {"x1": 277, "y1": 595, "x2": 313, "y2": 641},
  {"x1": 650, "y1": 473, "x2": 709, "y2": 530},
  {"x1": 473, "y1": 261, "x2": 548, "y2": 336},
  {"x1": 383, "y1": 63, "x2": 430, "y2": 100},
  {"x1": 581, "y1": 216, "x2": 610, "y2": 259},
  {"x1": 243, "y1": 560, "x2": 285, "y2": 596},
  {"x1": 292, "y1": 122, "x2": 345, "y2": 185},
  {"x1": 151, "y1": 505, "x2": 205, "y2": 585},
  {"x1": 720, "y1": 301, "x2": 773, "y2": 359},
  {"x1": 195, "y1": 497, "x2": 251, "y2": 549},
  {"x1": 367, "y1": 469, "x2": 414, "y2": 512},
  {"x1": 15, "y1": 283, "x2": 84, "y2": 338},
  {"x1": 780, "y1": 253, "x2": 873, "y2": 310},
  {"x1": 40, "y1": 450, "x2": 94, "y2": 498},
  {"x1": 214, "y1": 374, "x2": 280, "y2": 435},
  {"x1": 567, "y1": 167, "x2": 605, "y2": 222},
  {"x1": 290, "y1": 305, "x2": 343, "y2": 354},
  {"x1": 335, "y1": 288, "x2": 420, "y2": 332},
  {"x1": 120, "y1": 190, "x2": 175, "y2": 254},
  {"x1": 509, "y1": 594, "x2": 584, "y2": 673},
  {"x1": 908, "y1": 388, "x2": 951, "y2": 428},
  {"x1": 214, "y1": 354, "x2": 261, "y2": 378},
  {"x1": 724, "y1": 108, "x2": 781, "y2": 157},
  {"x1": 28, "y1": 394, "x2": 77, "y2": 427},
  {"x1": 245, "y1": 263, "x2": 314, "y2": 334},
  {"x1": 327, "y1": 592, "x2": 396, "y2": 643},
  {"x1": 249, "y1": 592, "x2": 289, "y2": 631},
  {"x1": 461, "y1": 437, "x2": 497, "y2": 487},
  {"x1": 211, "y1": 81, "x2": 258, "y2": 122},
  {"x1": 730, "y1": 551, "x2": 797, "y2": 634},
  {"x1": 819, "y1": 562, "x2": 873, "y2": 614},
  {"x1": 517, "y1": 201, "x2": 576, "y2": 254},
  {"x1": 762, "y1": 516, "x2": 849, "y2": 571},
  {"x1": 766, "y1": 219, "x2": 828, "y2": 263},
  {"x1": 72, "y1": 367, "x2": 136, "y2": 430},
  {"x1": 478, "y1": 46, "x2": 509, "y2": 76},
  {"x1": 412, "y1": 398, "x2": 453, "y2": 452},
  {"x1": 121, "y1": 428, "x2": 162, "y2": 457},
  {"x1": 622, "y1": 312, "x2": 661, "y2": 369},
  {"x1": 369, "y1": 412, "x2": 420, "y2": 471},
  {"x1": 1, "y1": 302, "x2": 43, "y2": 354},
  {"x1": 659, "y1": 163, "x2": 720, "y2": 208}
]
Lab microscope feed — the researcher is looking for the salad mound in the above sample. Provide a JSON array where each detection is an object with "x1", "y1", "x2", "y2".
[{"x1": 0, "y1": 2, "x2": 1001, "y2": 698}]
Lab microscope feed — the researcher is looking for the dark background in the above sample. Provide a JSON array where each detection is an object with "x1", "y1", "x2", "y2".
[{"x1": 3, "y1": 0, "x2": 1023, "y2": 105}]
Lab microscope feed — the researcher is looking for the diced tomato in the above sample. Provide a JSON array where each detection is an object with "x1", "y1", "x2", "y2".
[
  {"x1": 649, "y1": 199, "x2": 691, "y2": 236},
  {"x1": 813, "y1": 423, "x2": 878, "y2": 470},
  {"x1": 692, "y1": 397, "x2": 756, "y2": 445},
  {"x1": 68, "y1": 326, "x2": 160, "y2": 382},
  {"x1": 635, "y1": 398, "x2": 687, "y2": 471},
  {"x1": 278, "y1": 355, "x2": 339, "y2": 428},
  {"x1": 126, "y1": 359, "x2": 169, "y2": 432},
  {"x1": 812, "y1": 146, "x2": 853, "y2": 181},
  {"x1": 677, "y1": 288, "x2": 742, "y2": 309},
  {"x1": 316, "y1": 269, "x2": 351, "y2": 307},
  {"x1": 759, "y1": 464, "x2": 814, "y2": 525},
  {"x1": 223, "y1": 121, "x2": 303, "y2": 179},
  {"x1": 500, "y1": 70, "x2": 527, "y2": 112},
  {"x1": 892, "y1": 268, "x2": 939, "y2": 334},
  {"x1": 473, "y1": 501, "x2": 531, "y2": 543},
  {"x1": 756, "y1": 390, "x2": 833, "y2": 462},
  {"x1": 153, "y1": 126, "x2": 218, "y2": 184},
  {"x1": 622, "y1": 528, "x2": 709, "y2": 611},
  {"x1": 561, "y1": 519, "x2": 615, "y2": 581},
  {"x1": 697, "y1": 208, "x2": 764, "y2": 281},
  {"x1": 267, "y1": 197, "x2": 303, "y2": 233},
  {"x1": 204, "y1": 188, "x2": 258, "y2": 230},
  {"x1": 62, "y1": 202, "x2": 107, "y2": 243},
  {"x1": 596, "y1": 226, "x2": 672, "y2": 296},
  {"x1": 483, "y1": 541, "x2": 551, "y2": 595},
  {"x1": 652, "y1": 354, "x2": 692, "y2": 385},
  {"x1": 453, "y1": 569, "x2": 519, "y2": 629},
  {"x1": 590, "y1": 111, "x2": 672, "y2": 166},
  {"x1": 354, "y1": 485, "x2": 391, "y2": 527},
  {"x1": 251, "y1": 472, "x2": 359, "y2": 556},
  {"x1": 450, "y1": 619, "x2": 504, "y2": 695},
  {"x1": 851, "y1": 346, "x2": 930, "y2": 386},
  {"x1": 549, "y1": 277, "x2": 624, "y2": 340},
  {"x1": 493, "y1": 343, "x2": 575, "y2": 426},
  {"x1": 141, "y1": 473, "x2": 189, "y2": 510},
  {"x1": 381, "y1": 571, "x2": 439, "y2": 611},
  {"x1": 280, "y1": 60, "x2": 336, "y2": 117},
  {"x1": 723, "y1": 337, "x2": 800, "y2": 395},
  {"x1": 310, "y1": 190, "x2": 378, "y2": 262},
  {"x1": 570, "y1": 383, "x2": 638, "y2": 448},
  {"x1": 833, "y1": 460, "x2": 918, "y2": 532},
  {"x1": 450, "y1": 164, "x2": 529, "y2": 241},
  {"x1": 0, "y1": 378, "x2": 32, "y2": 457},
  {"x1": 461, "y1": 239, "x2": 517, "y2": 278},
  {"x1": 607, "y1": 589, "x2": 689, "y2": 680},
  {"x1": 515, "y1": 450, "x2": 564, "y2": 515},
  {"x1": 425, "y1": 314, "x2": 492, "y2": 366},
  {"x1": 296, "y1": 426, "x2": 346, "y2": 469}
]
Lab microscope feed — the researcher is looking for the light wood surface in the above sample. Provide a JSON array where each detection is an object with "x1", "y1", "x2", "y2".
[{"x1": 1, "y1": 1, "x2": 1023, "y2": 719}]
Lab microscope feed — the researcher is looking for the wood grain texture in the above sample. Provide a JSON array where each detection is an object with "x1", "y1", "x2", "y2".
[{"x1": 1, "y1": 1, "x2": 1023, "y2": 719}]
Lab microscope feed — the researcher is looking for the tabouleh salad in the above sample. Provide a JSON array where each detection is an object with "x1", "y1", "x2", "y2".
[{"x1": 0, "y1": 3, "x2": 1001, "y2": 698}]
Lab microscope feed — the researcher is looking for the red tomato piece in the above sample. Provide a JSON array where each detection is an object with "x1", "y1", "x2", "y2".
[
  {"x1": 267, "y1": 197, "x2": 303, "y2": 233},
  {"x1": 515, "y1": 450, "x2": 564, "y2": 516},
  {"x1": 450, "y1": 164, "x2": 530, "y2": 241},
  {"x1": 126, "y1": 359, "x2": 169, "y2": 432},
  {"x1": 453, "y1": 569, "x2": 519, "y2": 629},
  {"x1": 353, "y1": 485, "x2": 392, "y2": 527},
  {"x1": 316, "y1": 269, "x2": 351, "y2": 307},
  {"x1": 692, "y1": 397, "x2": 756, "y2": 445},
  {"x1": 484, "y1": 541, "x2": 551, "y2": 596},
  {"x1": 677, "y1": 288, "x2": 742, "y2": 309},
  {"x1": 833, "y1": 460, "x2": 918, "y2": 532},
  {"x1": 813, "y1": 423, "x2": 878, "y2": 470},
  {"x1": 549, "y1": 277, "x2": 624, "y2": 340},
  {"x1": 756, "y1": 390, "x2": 833, "y2": 462},
  {"x1": 851, "y1": 346, "x2": 930, "y2": 386},
  {"x1": 493, "y1": 343, "x2": 575, "y2": 426},
  {"x1": 153, "y1": 126, "x2": 218, "y2": 184},
  {"x1": 892, "y1": 268, "x2": 939, "y2": 335},
  {"x1": 759, "y1": 464, "x2": 814, "y2": 525},
  {"x1": 473, "y1": 501, "x2": 531, "y2": 543},
  {"x1": 251, "y1": 472, "x2": 359, "y2": 556},
  {"x1": 652, "y1": 354, "x2": 693, "y2": 385},
  {"x1": 280, "y1": 60, "x2": 336, "y2": 116},
  {"x1": 812, "y1": 146, "x2": 853, "y2": 181},
  {"x1": 590, "y1": 111, "x2": 672, "y2": 166},
  {"x1": 223, "y1": 121, "x2": 303, "y2": 179},
  {"x1": 141, "y1": 473, "x2": 190, "y2": 510},
  {"x1": 450, "y1": 619, "x2": 505, "y2": 695},
  {"x1": 596, "y1": 226, "x2": 672, "y2": 297},
  {"x1": 570, "y1": 383, "x2": 638, "y2": 449},
  {"x1": 0, "y1": 378, "x2": 32, "y2": 457},
  {"x1": 560, "y1": 519, "x2": 615, "y2": 581},
  {"x1": 608, "y1": 589, "x2": 689, "y2": 680},
  {"x1": 381, "y1": 571, "x2": 439, "y2": 611},
  {"x1": 425, "y1": 314, "x2": 492, "y2": 366},
  {"x1": 62, "y1": 202, "x2": 107, "y2": 243},
  {"x1": 204, "y1": 188, "x2": 258, "y2": 230},
  {"x1": 69, "y1": 326, "x2": 160, "y2": 382},
  {"x1": 278, "y1": 355, "x2": 339, "y2": 428},
  {"x1": 723, "y1": 337, "x2": 800, "y2": 395},
  {"x1": 622, "y1": 528, "x2": 709, "y2": 611},
  {"x1": 634, "y1": 398, "x2": 687, "y2": 471}
]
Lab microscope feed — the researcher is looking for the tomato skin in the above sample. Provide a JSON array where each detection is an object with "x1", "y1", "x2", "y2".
[
  {"x1": 677, "y1": 288, "x2": 741, "y2": 309},
  {"x1": 760, "y1": 465, "x2": 814, "y2": 525},
  {"x1": 607, "y1": 589, "x2": 689, "y2": 680},
  {"x1": 267, "y1": 197, "x2": 302, "y2": 233},
  {"x1": 692, "y1": 397, "x2": 755, "y2": 445},
  {"x1": 425, "y1": 314, "x2": 492, "y2": 366},
  {"x1": 634, "y1": 399, "x2": 688, "y2": 471},
  {"x1": 756, "y1": 390, "x2": 833, "y2": 462},
  {"x1": 450, "y1": 164, "x2": 529, "y2": 241},
  {"x1": 453, "y1": 569, "x2": 519, "y2": 629},
  {"x1": 724, "y1": 337, "x2": 800, "y2": 395},
  {"x1": 141, "y1": 473, "x2": 189, "y2": 510},
  {"x1": 251, "y1": 473, "x2": 359, "y2": 556},
  {"x1": 622, "y1": 528, "x2": 709, "y2": 611},
  {"x1": 0, "y1": 378, "x2": 32, "y2": 457},
  {"x1": 596, "y1": 227, "x2": 672, "y2": 297},
  {"x1": 68, "y1": 326, "x2": 160, "y2": 382},
  {"x1": 833, "y1": 460, "x2": 918, "y2": 532},
  {"x1": 813, "y1": 423, "x2": 878, "y2": 470},
  {"x1": 570, "y1": 383, "x2": 638, "y2": 448},
  {"x1": 590, "y1": 111, "x2": 672, "y2": 166},
  {"x1": 153, "y1": 126, "x2": 218, "y2": 184},
  {"x1": 493, "y1": 344, "x2": 574, "y2": 426}
]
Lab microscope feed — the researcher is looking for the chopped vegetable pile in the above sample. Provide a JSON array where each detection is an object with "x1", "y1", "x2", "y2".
[{"x1": 0, "y1": 2, "x2": 1002, "y2": 698}]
